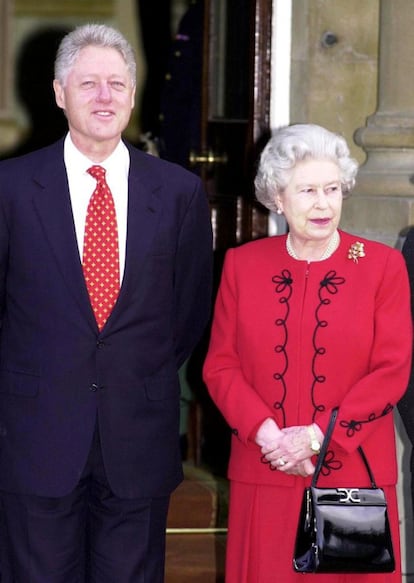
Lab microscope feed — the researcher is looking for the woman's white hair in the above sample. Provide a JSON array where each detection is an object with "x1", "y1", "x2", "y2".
[
  {"x1": 254, "y1": 124, "x2": 359, "y2": 213},
  {"x1": 54, "y1": 23, "x2": 136, "y2": 87}
]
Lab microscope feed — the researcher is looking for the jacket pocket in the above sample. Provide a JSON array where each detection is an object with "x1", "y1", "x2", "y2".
[{"x1": 0, "y1": 368, "x2": 39, "y2": 397}]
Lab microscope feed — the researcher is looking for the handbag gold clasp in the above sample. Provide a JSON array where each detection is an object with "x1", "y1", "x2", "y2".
[{"x1": 337, "y1": 488, "x2": 361, "y2": 503}]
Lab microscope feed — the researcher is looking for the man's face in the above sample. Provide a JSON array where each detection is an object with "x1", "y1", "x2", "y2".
[{"x1": 53, "y1": 45, "x2": 135, "y2": 156}]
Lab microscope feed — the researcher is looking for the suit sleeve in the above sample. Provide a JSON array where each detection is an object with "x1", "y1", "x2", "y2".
[
  {"x1": 398, "y1": 228, "x2": 414, "y2": 446},
  {"x1": 319, "y1": 246, "x2": 412, "y2": 453},
  {"x1": 174, "y1": 177, "x2": 213, "y2": 368}
]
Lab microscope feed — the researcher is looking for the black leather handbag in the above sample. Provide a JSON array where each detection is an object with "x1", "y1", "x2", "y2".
[{"x1": 293, "y1": 408, "x2": 395, "y2": 573}]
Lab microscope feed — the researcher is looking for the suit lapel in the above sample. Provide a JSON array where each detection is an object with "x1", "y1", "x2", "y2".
[
  {"x1": 31, "y1": 142, "x2": 163, "y2": 332},
  {"x1": 109, "y1": 147, "x2": 163, "y2": 323},
  {"x1": 31, "y1": 142, "x2": 97, "y2": 329}
]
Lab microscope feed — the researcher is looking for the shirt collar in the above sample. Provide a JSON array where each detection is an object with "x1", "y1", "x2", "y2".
[{"x1": 63, "y1": 133, "x2": 130, "y2": 177}]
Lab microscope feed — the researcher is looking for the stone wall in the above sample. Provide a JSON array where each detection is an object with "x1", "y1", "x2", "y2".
[{"x1": 290, "y1": 0, "x2": 379, "y2": 165}]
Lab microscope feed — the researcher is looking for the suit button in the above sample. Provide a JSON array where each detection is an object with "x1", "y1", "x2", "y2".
[
  {"x1": 89, "y1": 383, "x2": 98, "y2": 392},
  {"x1": 96, "y1": 341, "x2": 105, "y2": 349}
]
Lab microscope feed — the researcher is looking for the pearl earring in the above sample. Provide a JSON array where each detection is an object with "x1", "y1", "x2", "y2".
[{"x1": 276, "y1": 208, "x2": 282, "y2": 215}]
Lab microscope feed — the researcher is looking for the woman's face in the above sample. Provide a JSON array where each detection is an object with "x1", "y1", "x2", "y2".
[{"x1": 276, "y1": 158, "x2": 343, "y2": 246}]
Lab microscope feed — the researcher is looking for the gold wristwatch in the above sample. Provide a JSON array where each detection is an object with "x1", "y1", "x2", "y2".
[{"x1": 307, "y1": 424, "x2": 321, "y2": 455}]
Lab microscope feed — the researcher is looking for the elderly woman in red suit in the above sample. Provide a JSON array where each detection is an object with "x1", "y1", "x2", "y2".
[{"x1": 203, "y1": 123, "x2": 412, "y2": 582}]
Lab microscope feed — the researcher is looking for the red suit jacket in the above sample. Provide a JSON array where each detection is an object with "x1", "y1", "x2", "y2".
[
  {"x1": 204, "y1": 231, "x2": 412, "y2": 488},
  {"x1": 0, "y1": 138, "x2": 212, "y2": 498}
]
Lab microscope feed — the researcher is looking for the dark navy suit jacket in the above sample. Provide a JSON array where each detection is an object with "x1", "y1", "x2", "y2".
[
  {"x1": 399, "y1": 229, "x2": 414, "y2": 446},
  {"x1": 0, "y1": 138, "x2": 212, "y2": 499}
]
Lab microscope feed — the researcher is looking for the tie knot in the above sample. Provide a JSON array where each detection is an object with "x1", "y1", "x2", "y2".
[{"x1": 87, "y1": 165, "x2": 106, "y2": 182}]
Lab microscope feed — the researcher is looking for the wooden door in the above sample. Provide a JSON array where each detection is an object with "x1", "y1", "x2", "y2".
[
  {"x1": 186, "y1": 0, "x2": 273, "y2": 473},
  {"x1": 192, "y1": 0, "x2": 272, "y2": 256}
]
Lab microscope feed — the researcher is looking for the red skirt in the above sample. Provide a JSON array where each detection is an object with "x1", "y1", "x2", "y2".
[{"x1": 225, "y1": 480, "x2": 401, "y2": 583}]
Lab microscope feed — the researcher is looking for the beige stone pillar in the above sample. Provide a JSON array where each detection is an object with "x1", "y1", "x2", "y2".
[
  {"x1": 345, "y1": 2, "x2": 414, "y2": 579},
  {"x1": 341, "y1": 0, "x2": 414, "y2": 246},
  {"x1": 0, "y1": 0, "x2": 20, "y2": 151}
]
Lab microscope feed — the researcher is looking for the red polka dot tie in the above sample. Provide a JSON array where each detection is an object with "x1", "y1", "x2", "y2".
[{"x1": 82, "y1": 165, "x2": 120, "y2": 330}]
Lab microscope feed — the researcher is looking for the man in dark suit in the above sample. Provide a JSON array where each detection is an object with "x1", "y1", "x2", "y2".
[
  {"x1": 0, "y1": 23, "x2": 212, "y2": 582},
  {"x1": 399, "y1": 228, "x2": 414, "y2": 514}
]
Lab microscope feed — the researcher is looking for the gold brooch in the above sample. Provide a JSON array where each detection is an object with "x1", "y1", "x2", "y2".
[{"x1": 348, "y1": 241, "x2": 365, "y2": 263}]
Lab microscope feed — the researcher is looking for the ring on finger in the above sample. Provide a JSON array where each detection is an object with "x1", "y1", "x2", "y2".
[{"x1": 278, "y1": 458, "x2": 286, "y2": 467}]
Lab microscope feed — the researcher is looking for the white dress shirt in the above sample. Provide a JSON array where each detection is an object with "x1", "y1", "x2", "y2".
[{"x1": 64, "y1": 133, "x2": 129, "y2": 281}]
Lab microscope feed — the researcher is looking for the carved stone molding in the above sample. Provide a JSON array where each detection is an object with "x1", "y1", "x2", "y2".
[
  {"x1": 15, "y1": 0, "x2": 112, "y2": 17},
  {"x1": 354, "y1": 0, "x2": 414, "y2": 198},
  {"x1": 0, "y1": 0, "x2": 12, "y2": 117}
]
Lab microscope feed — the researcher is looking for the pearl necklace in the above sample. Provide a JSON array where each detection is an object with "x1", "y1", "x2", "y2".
[{"x1": 286, "y1": 230, "x2": 340, "y2": 261}]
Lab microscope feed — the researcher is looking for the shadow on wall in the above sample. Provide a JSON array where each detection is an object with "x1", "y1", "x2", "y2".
[{"x1": 0, "y1": 26, "x2": 69, "y2": 160}]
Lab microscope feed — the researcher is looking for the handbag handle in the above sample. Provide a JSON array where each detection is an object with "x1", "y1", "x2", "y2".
[{"x1": 311, "y1": 407, "x2": 378, "y2": 489}]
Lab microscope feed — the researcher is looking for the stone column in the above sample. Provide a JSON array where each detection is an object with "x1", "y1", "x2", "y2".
[
  {"x1": 345, "y1": 2, "x2": 414, "y2": 579},
  {"x1": 341, "y1": 0, "x2": 414, "y2": 246},
  {"x1": 0, "y1": 0, "x2": 19, "y2": 152}
]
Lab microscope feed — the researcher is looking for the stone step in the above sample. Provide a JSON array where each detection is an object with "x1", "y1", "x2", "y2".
[
  {"x1": 165, "y1": 463, "x2": 228, "y2": 581},
  {"x1": 165, "y1": 533, "x2": 226, "y2": 582}
]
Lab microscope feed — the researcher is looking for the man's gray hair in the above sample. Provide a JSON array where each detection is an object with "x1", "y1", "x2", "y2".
[
  {"x1": 54, "y1": 23, "x2": 136, "y2": 87},
  {"x1": 254, "y1": 124, "x2": 359, "y2": 213}
]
